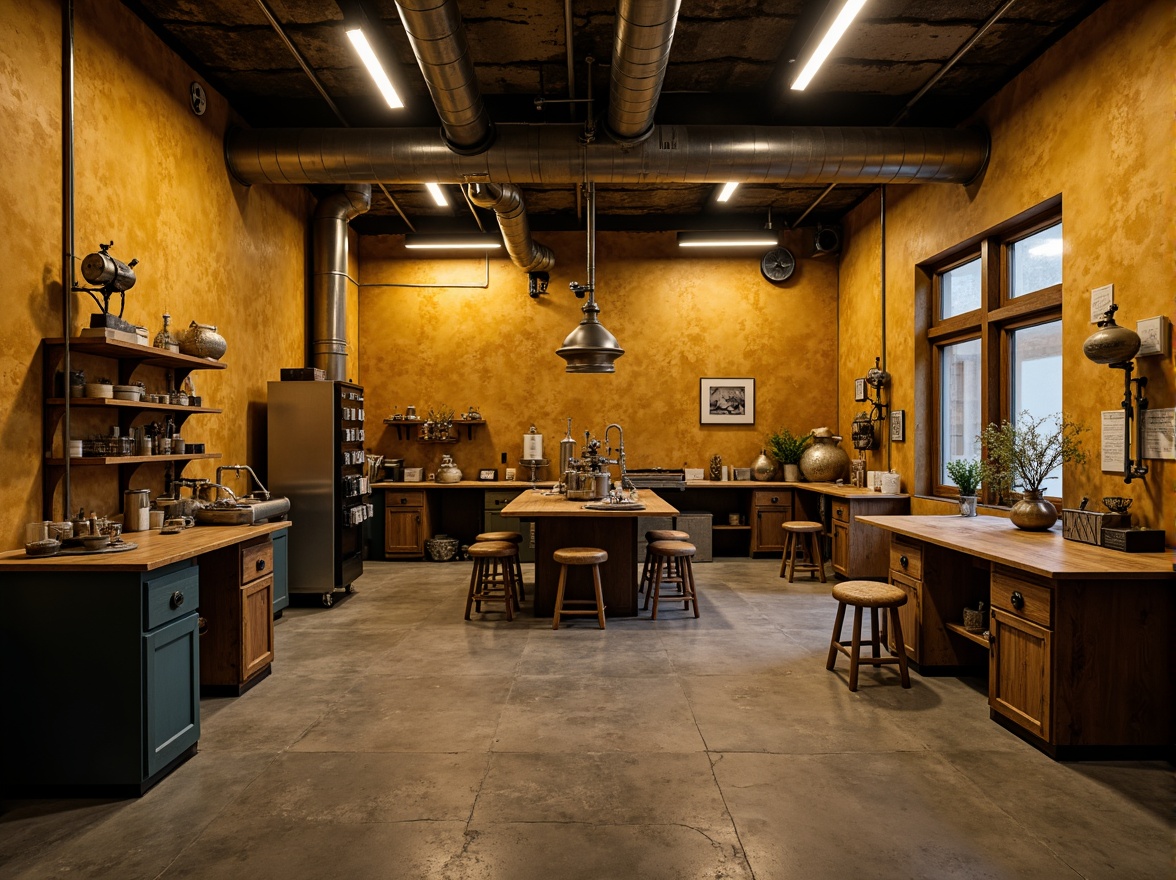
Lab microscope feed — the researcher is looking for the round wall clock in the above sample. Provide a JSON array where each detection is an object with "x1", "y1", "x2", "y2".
[{"x1": 760, "y1": 247, "x2": 795, "y2": 282}]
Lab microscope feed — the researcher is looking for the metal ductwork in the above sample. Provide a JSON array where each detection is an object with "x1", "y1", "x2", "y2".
[
  {"x1": 313, "y1": 184, "x2": 371, "y2": 380},
  {"x1": 226, "y1": 124, "x2": 989, "y2": 187},
  {"x1": 466, "y1": 182, "x2": 555, "y2": 272},
  {"x1": 607, "y1": 0, "x2": 681, "y2": 145},
  {"x1": 393, "y1": 0, "x2": 493, "y2": 155}
]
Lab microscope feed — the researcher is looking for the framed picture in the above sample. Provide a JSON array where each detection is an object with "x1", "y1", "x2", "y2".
[
  {"x1": 504, "y1": 467, "x2": 516, "y2": 481},
  {"x1": 854, "y1": 378, "x2": 868, "y2": 402},
  {"x1": 700, "y1": 377, "x2": 755, "y2": 425},
  {"x1": 477, "y1": 468, "x2": 498, "y2": 481},
  {"x1": 889, "y1": 410, "x2": 906, "y2": 442}
]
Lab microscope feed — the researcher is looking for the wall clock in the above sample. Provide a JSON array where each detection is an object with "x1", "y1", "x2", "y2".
[{"x1": 760, "y1": 247, "x2": 795, "y2": 282}]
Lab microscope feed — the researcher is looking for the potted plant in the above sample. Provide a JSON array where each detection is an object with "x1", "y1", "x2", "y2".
[
  {"x1": 944, "y1": 458, "x2": 982, "y2": 516},
  {"x1": 978, "y1": 411, "x2": 1087, "y2": 531},
  {"x1": 766, "y1": 428, "x2": 812, "y2": 482}
]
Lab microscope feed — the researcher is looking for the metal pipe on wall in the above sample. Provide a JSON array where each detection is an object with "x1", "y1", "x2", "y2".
[
  {"x1": 60, "y1": 0, "x2": 76, "y2": 519},
  {"x1": 466, "y1": 182, "x2": 555, "y2": 272},
  {"x1": 312, "y1": 185, "x2": 372, "y2": 380}
]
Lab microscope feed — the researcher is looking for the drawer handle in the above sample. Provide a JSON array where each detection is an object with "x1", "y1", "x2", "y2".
[
  {"x1": 1010, "y1": 590, "x2": 1024, "y2": 610},
  {"x1": 399, "y1": 497, "x2": 408, "y2": 504},
  {"x1": 770, "y1": 496, "x2": 779, "y2": 504},
  {"x1": 256, "y1": 558, "x2": 267, "y2": 572},
  {"x1": 171, "y1": 590, "x2": 185, "y2": 609},
  {"x1": 899, "y1": 555, "x2": 908, "y2": 569}
]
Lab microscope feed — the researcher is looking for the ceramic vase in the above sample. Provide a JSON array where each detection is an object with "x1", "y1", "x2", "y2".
[
  {"x1": 959, "y1": 495, "x2": 978, "y2": 517},
  {"x1": 799, "y1": 435, "x2": 849, "y2": 482},
  {"x1": 783, "y1": 463, "x2": 801, "y2": 482},
  {"x1": 1009, "y1": 488, "x2": 1056, "y2": 530},
  {"x1": 179, "y1": 321, "x2": 227, "y2": 360},
  {"x1": 751, "y1": 450, "x2": 776, "y2": 481}
]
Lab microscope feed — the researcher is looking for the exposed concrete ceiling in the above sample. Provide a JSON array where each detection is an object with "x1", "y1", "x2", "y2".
[{"x1": 123, "y1": 0, "x2": 1106, "y2": 235}]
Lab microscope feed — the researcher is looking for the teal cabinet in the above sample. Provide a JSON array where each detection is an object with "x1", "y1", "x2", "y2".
[{"x1": 271, "y1": 529, "x2": 289, "y2": 614}]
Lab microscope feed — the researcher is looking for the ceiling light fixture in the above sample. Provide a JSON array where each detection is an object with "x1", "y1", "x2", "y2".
[
  {"x1": 790, "y1": 0, "x2": 868, "y2": 91},
  {"x1": 715, "y1": 182, "x2": 740, "y2": 203},
  {"x1": 558, "y1": 184, "x2": 624, "y2": 373},
  {"x1": 345, "y1": 26, "x2": 404, "y2": 109},
  {"x1": 677, "y1": 230, "x2": 779, "y2": 248},
  {"x1": 424, "y1": 182, "x2": 449, "y2": 207},
  {"x1": 404, "y1": 233, "x2": 502, "y2": 250}
]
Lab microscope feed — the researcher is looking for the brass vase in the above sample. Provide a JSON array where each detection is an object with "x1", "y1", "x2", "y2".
[
  {"x1": 799, "y1": 434, "x2": 849, "y2": 482},
  {"x1": 1009, "y1": 488, "x2": 1057, "y2": 530}
]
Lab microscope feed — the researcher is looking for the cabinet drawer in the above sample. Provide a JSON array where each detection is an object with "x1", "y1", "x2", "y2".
[
  {"x1": 386, "y1": 490, "x2": 425, "y2": 508},
  {"x1": 485, "y1": 490, "x2": 523, "y2": 509},
  {"x1": 240, "y1": 537, "x2": 274, "y2": 585},
  {"x1": 145, "y1": 565, "x2": 200, "y2": 631},
  {"x1": 753, "y1": 490, "x2": 790, "y2": 508},
  {"x1": 831, "y1": 501, "x2": 850, "y2": 524},
  {"x1": 991, "y1": 571, "x2": 1052, "y2": 628},
  {"x1": 889, "y1": 536, "x2": 923, "y2": 580}
]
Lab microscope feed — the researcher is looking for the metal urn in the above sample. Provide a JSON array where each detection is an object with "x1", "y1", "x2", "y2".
[
  {"x1": 751, "y1": 449, "x2": 776, "y2": 481},
  {"x1": 179, "y1": 321, "x2": 227, "y2": 360},
  {"x1": 799, "y1": 429, "x2": 849, "y2": 482}
]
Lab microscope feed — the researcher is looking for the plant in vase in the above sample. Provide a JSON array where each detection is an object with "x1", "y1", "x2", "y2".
[
  {"x1": 766, "y1": 428, "x2": 812, "y2": 482},
  {"x1": 944, "y1": 458, "x2": 982, "y2": 517},
  {"x1": 978, "y1": 411, "x2": 1087, "y2": 531}
]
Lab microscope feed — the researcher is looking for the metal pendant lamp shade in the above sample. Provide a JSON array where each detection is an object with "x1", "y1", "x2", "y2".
[{"x1": 557, "y1": 183, "x2": 624, "y2": 373}]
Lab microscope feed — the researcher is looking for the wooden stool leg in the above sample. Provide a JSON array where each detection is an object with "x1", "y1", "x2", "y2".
[
  {"x1": 810, "y1": 532, "x2": 826, "y2": 582},
  {"x1": 642, "y1": 558, "x2": 655, "y2": 611},
  {"x1": 592, "y1": 563, "x2": 607, "y2": 629},
  {"x1": 552, "y1": 564, "x2": 568, "y2": 630},
  {"x1": 685, "y1": 557, "x2": 699, "y2": 618},
  {"x1": 514, "y1": 553, "x2": 526, "y2": 602},
  {"x1": 785, "y1": 532, "x2": 798, "y2": 582},
  {"x1": 464, "y1": 557, "x2": 481, "y2": 620},
  {"x1": 889, "y1": 606, "x2": 911, "y2": 688},
  {"x1": 502, "y1": 562, "x2": 515, "y2": 622},
  {"x1": 779, "y1": 534, "x2": 789, "y2": 577},
  {"x1": 826, "y1": 601, "x2": 846, "y2": 670},
  {"x1": 848, "y1": 605, "x2": 864, "y2": 692},
  {"x1": 650, "y1": 556, "x2": 663, "y2": 620},
  {"x1": 870, "y1": 607, "x2": 881, "y2": 658},
  {"x1": 639, "y1": 552, "x2": 653, "y2": 596}
]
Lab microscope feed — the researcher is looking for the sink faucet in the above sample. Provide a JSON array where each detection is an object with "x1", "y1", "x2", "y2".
[
  {"x1": 603, "y1": 423, "x2": 634, "y2": 492},
  {"x1": 216, "y1": 464, "x2": 271, "y2": 500}
]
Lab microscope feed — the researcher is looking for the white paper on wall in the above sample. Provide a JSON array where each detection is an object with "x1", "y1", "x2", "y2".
[
  {"x1": 1142, "y1": 408, "x2": 1175, "y2": 460},
  {"x1": 1101, "y1": 410, "x2": 1125, "y2": 473}
]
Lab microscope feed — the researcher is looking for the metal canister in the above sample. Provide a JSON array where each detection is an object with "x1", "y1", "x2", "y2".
[
  {"x1": 123, "y1": 489, "x2": 151, "y2": 532},
  {"x1": 559, "y1": 419, "x2": 577, "y2": 482}
]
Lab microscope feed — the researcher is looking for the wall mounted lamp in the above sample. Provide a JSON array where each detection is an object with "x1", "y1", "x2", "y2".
[
  {"x1": 677, "y1": 229, "x2": 779, "y2": 248},
  {"x1": 403, "y1": 233, "x2": 502, "y2": 250},
  {"x1": 528, "y1": 272, "x2": 549, "y2": 299},
  {"x1": 864, "y1": 356, "x2": 890, "y2": 425},
  {"x1": 1083, "y1": 305, "x2": 1149, "y2": 482}
]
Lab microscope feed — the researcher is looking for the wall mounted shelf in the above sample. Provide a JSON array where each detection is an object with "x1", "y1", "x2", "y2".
[{"x1": 384, "y1": 418, "x2": 486, "y2": 441}]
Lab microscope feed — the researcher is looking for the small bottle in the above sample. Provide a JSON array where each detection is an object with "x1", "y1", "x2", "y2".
[{"x1": 153, "y1": 313, "x2": 180, "y2": 351}]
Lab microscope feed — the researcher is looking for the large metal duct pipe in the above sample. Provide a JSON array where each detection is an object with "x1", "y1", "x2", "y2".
[
  {"x1": 467, "y1": 182, "x2": 555, "y2": 272},
  {"x1": 226, "y1": 124, "x2": 989, "y2": 187},
  {"x1": 394, "y1": 0, "x2": 493, "y2": 155},
  {"x1": 313, "y1": 184, "x2": 371, "y2": 380},
  {"x1": 607, "y1": 0, "x2": 681, "y2": 145}
]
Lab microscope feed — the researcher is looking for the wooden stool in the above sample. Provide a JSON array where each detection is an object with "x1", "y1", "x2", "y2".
[
  {"x1": 552, "y1": 547, "x2": 608, "y2": 629},
  {"x1": 780, "y1": 521, "x2": 826, "y2": 583},
  {"x1": 464, "y1": 541, "x2": 522, "y2": 621},
  {"x1": 640, "y1": 529, "x2": 690, "y2": 596},
  {"x1": 826, "y1": 580, "x2": 911, "y2": 692},
  {"x1": 475, "y1": 530, "x2": 525, "y2": 601},
  {"x1": 644, "y1": 540, "x2": 699, "y2": 620}
]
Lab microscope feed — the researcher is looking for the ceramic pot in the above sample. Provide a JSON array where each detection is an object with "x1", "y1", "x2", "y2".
[
  {"x1": 425, "y1": 535, "x2": 459, "y2": 562},
  {"x1": 799, "y1": 435, "x2": 849, "y2": 482},
  {"x1": 1082, "y1": 308, "x2": 1140, "y2": 364},
  {"x1": 751, "y1": 450, "x2": 776, "y2": 481},
  {"x1": 959, "y1": 495, "x2": 978, "y2": 517},
  {"x1": 782, "y1": 463, "x2": 801, "y2": 482},
  {"x1": 436, "y1": 454, "x2": 462, "y2": 483},
  {"x1": 1010, "y1": 488, "x2": 1057, "y2": 530},
  {"x1": 179, "y1": 321, "x2": 227, "y2": 360}
]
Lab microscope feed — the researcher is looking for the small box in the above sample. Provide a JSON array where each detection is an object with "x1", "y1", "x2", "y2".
[
  {"x1": 280, "y1": 367, "x2": 326, "y2": 381},
  {"x1": 403, "y1": 467, "x2": 424, "y2": 482},
  {"x1": 733, "y1": 467, "x2": 751, "y2": 481},
  {"x1": 684, "y1": 468, "x2": 705, "y2": 481},
  {"x1": 1101, "y1": 527, "x2": 1166, "y2": 553},
  {"x1": 1061, "y1": 509, "x2": 1129, "y2": 546}
]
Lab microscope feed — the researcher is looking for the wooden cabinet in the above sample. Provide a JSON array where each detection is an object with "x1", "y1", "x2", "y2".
[
  {"x1": 750, "y1": 490, "x2": 792, "y2": 555},
  {"x1": 199, "y1": 534, "x2": 275, "y2": 694},
  {"x1": 826, "y1": 496, "x2": 907, "y2": 578},
  {"x1": 271, "y1": 528, "x2": 289, "y2": 615},
  {"x1": 385, "y1": 489, "x2": 429, "y2": 558},
  {"x1": 888, "y1": 568, "x2": 921, "y2": 662},
  {"x1": 990, "y1": 608, "x2": 1052, "y2": 739}
]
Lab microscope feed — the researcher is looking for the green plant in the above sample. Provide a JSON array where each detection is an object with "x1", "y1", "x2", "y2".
[
  {"x1": 945, "y1": 458, "x2": 982, "y2": 496},
  {"x1": 978, "y1": 411, "x2": 1088, "y2": 494},
  {"x1": 766, "y1": 428, "x2": 812, "y2": 465}
]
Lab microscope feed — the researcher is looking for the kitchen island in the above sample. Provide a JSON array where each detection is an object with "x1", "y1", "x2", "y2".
[{"x1": 501, "y1": 490, "x2": 679, "y2": 617}]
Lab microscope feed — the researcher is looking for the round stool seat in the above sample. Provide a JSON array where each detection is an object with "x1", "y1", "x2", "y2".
[
  {"x1": 832, "y1": 580, "x2": 907, "y2": 608},
  {"x1": 469, "y1": 541, "x2": 517, "y2": 559},
  {"x1": 554, "y1": 547, "x2": 608, "y2": 566},
  {"x1": 647, "y1": 540, "x2": 695, "y2": 558},
  {"x1": 646, "y1": 529, "x2": 689, "y2": 543},
  {"x1": 476, "y1": 531, "x2": 522, "y2": 544},
  {"x1": 783, "y1": 521, "x2": 823, "y2": 534}
]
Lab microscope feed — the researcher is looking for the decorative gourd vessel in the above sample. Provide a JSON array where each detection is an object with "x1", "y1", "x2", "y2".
[
  {"x1": 1009, "y1": 488, "x2": 1057, "y2": 531},
  {"x1": 436, "y1": 454, "x2": 462, "y2": 483},
  {"x1": 179, "y1": 321, "x2": 227, "y2": 360},
  {"x1": 751, "y1": 449, "x2": 776, "y2": 481},
  {"x1": 799, "y1": 429, "x2": 849, "y2": 482}
]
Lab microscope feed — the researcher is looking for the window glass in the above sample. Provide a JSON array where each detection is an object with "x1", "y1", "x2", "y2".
[
  {"x1": 940, "y1": 257, "x2": 981, "y2": 319},
  {"x1": 1009, "y1": 222, "x2": 1062, "y2": 298},
  {"x1": 1010, "y1": 320, "x2": 1063, "y2": 496},
  {"x1": 939, "y1": 338, "x2": 983, "y2": 486}
]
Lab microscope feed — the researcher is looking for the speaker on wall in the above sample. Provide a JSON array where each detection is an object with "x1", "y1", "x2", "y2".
[{"x1": 812, "y1": 224, "x2": 841, "y2": 257}]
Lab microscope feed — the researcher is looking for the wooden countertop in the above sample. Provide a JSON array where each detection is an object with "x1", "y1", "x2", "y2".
[
  {"x1": 858, "y1": 514, "x2": 1174, "y2": 580},
  {"x1": 501, "y1": 491, "x2": 678, "y2": 519},
  {"x1": 372, "y1": 480, "x2": 557, "y2": 490},
  {"x1": 0, "y1": 521, "x2": 291, "y2": 573},
  {"x1": 680, "y1": 480, "x2": 907, "y2": 499}
]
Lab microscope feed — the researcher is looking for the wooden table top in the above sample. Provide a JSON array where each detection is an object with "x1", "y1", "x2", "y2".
[
  {"x1": 0, "y1": 521, "x2": 291, "y2": 573},
  {"x1": 680, "y1": 480, "x2": 907, "y2": 499},
  {"x1": 501, "y1": 490, "x2": 678, "y2": 519},
  {"x1": 858, "y1": 514, "x2": 1174, "y2": 580},
  {"x1": 372, "y1": 480, "x2": 557, "y2": 490}
]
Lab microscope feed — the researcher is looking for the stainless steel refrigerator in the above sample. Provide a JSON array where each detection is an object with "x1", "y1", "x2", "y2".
[{"x1": 267, "y1": 380, "x2": 372, "y2": 606}]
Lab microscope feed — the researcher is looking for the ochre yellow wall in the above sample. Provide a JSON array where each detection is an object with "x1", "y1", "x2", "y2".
[
  {"x1": 0, "y1": 0, "x2": 313, "y2": 548},
  {"x1": 838, "y1": 0, "x2": 1175, "y2": 542},
  {"x1": 359, "y1": 230, "x2": 840, "y2": 480}
]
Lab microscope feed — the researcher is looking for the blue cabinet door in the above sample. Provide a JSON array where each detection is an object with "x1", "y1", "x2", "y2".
[
  {"x1": 271, "y1": 529, "x2": 289, "y2": 613},
  {"x1": 143, "y1": 612, "x2": 200, "y2": 778}
]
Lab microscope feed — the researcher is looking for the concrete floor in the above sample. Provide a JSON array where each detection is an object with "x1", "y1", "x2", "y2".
[{"x1": 1, "y1": 558, "x2": 1171, "y2": 879}]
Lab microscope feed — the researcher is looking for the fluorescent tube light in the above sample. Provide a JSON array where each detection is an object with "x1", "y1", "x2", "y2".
[
  {"x1": 404, "y1": 233, "x2": 502, "y2": 250},
  {"x1": 677, "y1": 230, "x2": 779, "y2": 248},
  {"x1": 790, "y1": 0, "x2": 867, "y2": 91},
  {"x1": 346, "y1": 26, "x2": 404, "y2": 109},
  {"x1": 715, "y1": 182, "x2": 740, "y2": 203},
  {"x1": 424, "y1": 182, "x2": 449, "y2": 207}
]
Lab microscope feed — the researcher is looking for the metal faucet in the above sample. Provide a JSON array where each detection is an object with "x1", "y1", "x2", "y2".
[
  {"x1": 203, "y1": 483, "x2": 239, "y2": 507},
  {"x1": 603, "y1": 423, "x2": 634, "y2": 492},
  {"x1": 216, "y1": 464, "x2": 271, "y2": 500}
]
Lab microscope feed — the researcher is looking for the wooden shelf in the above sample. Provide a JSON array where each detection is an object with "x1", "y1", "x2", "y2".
[
  {"x1": 44, "y1": 337, "x2": 226, "y2": 371},
  {"x1": 47, "y1": 398, "x2": 222, "y2": 414},
  {"x1": 945, "y1": 621, "x2": 990, "y2": 648},
  {"x1": 46, "y1": 453, "x2": 221, "y2": 466},
  {"x1": 714, "y1": 524, "x2": 751, "y2": 530},
  {"x1": 384, "y1": 418, "x2": 486, "y2": 441}
]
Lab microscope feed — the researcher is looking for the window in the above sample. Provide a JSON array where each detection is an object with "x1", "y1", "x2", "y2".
[{"x1": 925, "y1": 199, "x2": 1063, "y2": 503}]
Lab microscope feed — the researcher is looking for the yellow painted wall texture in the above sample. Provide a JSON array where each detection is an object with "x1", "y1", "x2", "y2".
[
  {"x1": 838, "y1": 0, "x2": 1175, "y2": 543},
  {"x1": 359, "y1": 230, "x2": 840, "y2": 480},
  {"x1": 0, "y1": 0, "x2": 313, "y2": 548}
]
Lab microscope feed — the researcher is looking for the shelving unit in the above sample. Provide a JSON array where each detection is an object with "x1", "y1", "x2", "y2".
[
  {"x1": 41, "y1": 337, "x2": 225, "y2": 518},
  {"x1": 384, "y1": 418, "x2": 486, "y2": 441}
]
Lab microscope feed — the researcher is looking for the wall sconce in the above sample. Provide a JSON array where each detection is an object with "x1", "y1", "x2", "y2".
[
  {"x1": 864, "y1": 356, "x2": 890, "y2": 426},
  {"x1": 1083, "y1": 305, "x2": 1149, "y2": 482},
  {"x1": 528, "y1": 271, "x2": 549, "y2": 298}
]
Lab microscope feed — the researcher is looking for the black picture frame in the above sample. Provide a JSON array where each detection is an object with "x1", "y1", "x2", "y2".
[
  {"x1": 890, "y1": 410, "x2": 906, "y2": 442},
  {"x1": 477, "y1": 468, "x2": 498, "y2": 481},
  {"x1": 699, "y1": 377, "x2": 755, "y2": 425},
  {"x1": 854, "y1": 378, "x2": 868, "y2": 402}
]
